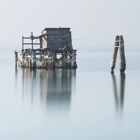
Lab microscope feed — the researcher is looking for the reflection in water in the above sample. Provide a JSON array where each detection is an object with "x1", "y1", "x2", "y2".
[
  {"x1": 111, "y1": 73, "x2": 126, "y2": 115},
  {"x1": 40, "y1": 69, "x2": 76, "y2": 113},
  {"x1": 15, "y1": 67, "x2": 18, "y2": 95},
  {"x1": 15, "y1": 68, "x2": 76, "y2": 115}
]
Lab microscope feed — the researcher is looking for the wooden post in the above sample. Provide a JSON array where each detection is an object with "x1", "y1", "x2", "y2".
[
  {"x1": 111, "y1": 47, "x2": 118, "y2": 73},
  {"x1": 119, "y1": 36, "x2": 126, "y2": 73},
  {"x1": 39, "y1": 35, "x2": 42, "y2": 49},
  {"x1": 30, "y1": 32, "x2": 34, "y2": 69},
  {"x1": 111, "y1": 35, "x2": 126, "y2": 73},
  {"x1": 33, "y1": 51, "x2": 36, "y2": 69},
  {"x1": 31, "y1": 32, "x2": 34, "y2": 50},
  {"x1": 15, "y1": 51, "x2": 18, "y2": 67},
  {"x1": 111, "y1": 36, "x2": 119, "y2": 73},
  {"x1": 30, "y1": 59, "x2": 32, "y2": 69},
  {"x1": 22, "y1": 36, "x2": 24, "y2": 51}
]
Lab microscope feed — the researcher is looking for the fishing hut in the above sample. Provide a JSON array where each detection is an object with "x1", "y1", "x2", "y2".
[{"x1": 15, "y1": 28, "x2": 77, "y2": 69}]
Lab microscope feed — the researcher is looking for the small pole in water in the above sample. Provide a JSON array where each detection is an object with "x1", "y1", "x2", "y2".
[
  {"x1": 111, "y1": 35, "x2": 119, "y2": 73},
  {"x1": 119, "y1": 35, "x2": 126, "y2": 73},
  {"x1": 15, "y1": 51, "x2": 18, "y2": 68},
  {"x1": 111, "y1": 35, "x2": 126, "y2": 74}
]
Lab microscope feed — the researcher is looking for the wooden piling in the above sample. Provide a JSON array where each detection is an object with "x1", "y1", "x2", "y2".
[
  {"x1": 119, "y1": 36, "x2": 126, "y2": 73},
  {"x1": 22, "y1": 36, "x2": 24, "y2": 50},
  {"x1": 111, "y1": 47, "x2": 118, "y2": 73},
  {"x1": 31, "y1": 32, "x2": 34, "y2": 50},
  {"x1": 32, "y1": 51, "x2": 36, "y2": 69},
  {"x1": 111, "y1": 35, "x2": 126, "y2": 73},
  {"x1": 15, "y1": 51, "x2": 18, "y2": 67}
]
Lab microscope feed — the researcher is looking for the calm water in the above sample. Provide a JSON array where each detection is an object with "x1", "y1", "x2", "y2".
[{"x1": 0, "y1": 44, "x2": 140, "y2": 140}]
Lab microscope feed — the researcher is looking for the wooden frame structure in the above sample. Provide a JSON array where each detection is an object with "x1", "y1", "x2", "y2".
[{"x1": 15, "y1": 28, "x2": 77, "y2": 69}]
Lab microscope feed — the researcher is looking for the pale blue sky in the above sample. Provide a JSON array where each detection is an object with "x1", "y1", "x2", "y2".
[{"x1": 0, "y1": 0, "x2": 140, "y2": 47}]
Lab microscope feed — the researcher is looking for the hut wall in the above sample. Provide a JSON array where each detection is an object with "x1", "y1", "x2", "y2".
[{"x1": 41, "y1": 28, "x2": 73, "y2": 50}]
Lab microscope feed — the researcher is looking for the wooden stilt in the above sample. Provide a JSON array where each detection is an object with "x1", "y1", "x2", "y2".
[
  {"x1": 32, "y1": 51, "x2": 36, "y2": 69},
  {"x1": 15, "y1": 51, "x2": 18, "y2": 68}
]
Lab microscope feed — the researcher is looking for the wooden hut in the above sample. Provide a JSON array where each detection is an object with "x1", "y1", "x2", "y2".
[{"x1": 15, "y1": 28, "x2": 77, "y2": 69}]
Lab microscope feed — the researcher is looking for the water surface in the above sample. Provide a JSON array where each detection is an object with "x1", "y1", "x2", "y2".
[{"x1": 0, "y1": 45, "x2": 140, "y2": 140}]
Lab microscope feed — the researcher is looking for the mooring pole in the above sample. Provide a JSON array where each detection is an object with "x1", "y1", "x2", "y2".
[
  {"x1": 111, "y1": 36, "x2": 119, "y2": 73},
  {"x1": 119, "y1": 35, "x2": 126, "y2": 73},
  {"x1": 111, "y1": 35, "x2": 126, "y2": 73}
]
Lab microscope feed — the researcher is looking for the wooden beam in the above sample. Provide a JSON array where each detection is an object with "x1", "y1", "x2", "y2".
[
  {"x1": 23, "y1": 43, "x2": 40, "y2": 45},
  {"x1": 23, "y1": 37, "x2": 30, "y2": 39}
]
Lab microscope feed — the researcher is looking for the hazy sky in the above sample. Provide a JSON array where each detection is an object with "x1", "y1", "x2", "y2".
[{"x1": 0, "y1": 0, "x2": 140, "y2": 47}]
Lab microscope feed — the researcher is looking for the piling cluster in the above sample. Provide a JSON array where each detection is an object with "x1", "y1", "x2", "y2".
[{"x1": 111, "y1": 35, "x2": 126, "y2": 74}]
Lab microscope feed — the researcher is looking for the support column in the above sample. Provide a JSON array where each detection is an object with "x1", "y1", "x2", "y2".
[
  {"x1": 22, "y1": 36, "x2": 24, "y2": 51},
  {"x1": 31, "y1": 32, "x2": 34, "y2": 50},
  {"x1": 39, "y1": 35, "x2": 42, "y2": 49},
  {"x1": 15, "y1": 51, "x2": 18, "y2": 67},
  {"x1": 33, "y1": 51, "x2": 36, "y2": 69}
]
